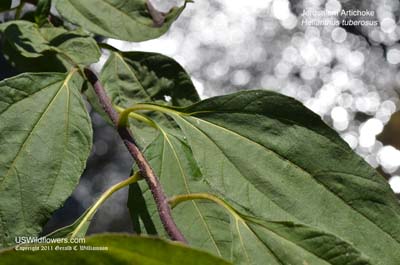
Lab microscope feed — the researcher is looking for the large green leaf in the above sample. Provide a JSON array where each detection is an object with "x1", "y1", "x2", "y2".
[
  {"x1": 99, "y1": 51, "x2": 200, "y2": 147},
  {"x1": 171, "y1": 194, "x2": 372, "y2": 265},
  {"x1": 229, "y1": 216, "x2": 371, "y2": 265},
  {"x1": 0, "y1": 21, "x2": 100, "y2": 69},
  {"x1": 0, "y1": 71, "x2": 92, "y2": 247},
  {"x1": 132, "y1": 90, "x2": 400, "y2": 265},
  {"x1": 0, "y1": 234, "x2": 231, "y2": 265},
  {"x1": 55, "y1": 0, "x2": 189, "y2": 42},
  {"x1": 130, "y1": 129, "x2": 371, "y2": 265}
]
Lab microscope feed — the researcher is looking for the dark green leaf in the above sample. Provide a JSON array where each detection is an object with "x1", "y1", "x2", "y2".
[
  {"x1": 100, "y1": 51, "x2": 200, "y2": 147},
  {"x1": 0, "y1": 21, "x2": 101, "y2": 68},
  {"x1": 0, "y1": 234, "x2": 231, "y2": 265},
  {"x1": 55, "y1": 0, "x2": 189, "y2": 42},
  {"x1": 138, "y1": 90, "x2": 400, "y2": 265},
  {"x1": 0, "y1": 71, "x2": 92, "y2": 247}
]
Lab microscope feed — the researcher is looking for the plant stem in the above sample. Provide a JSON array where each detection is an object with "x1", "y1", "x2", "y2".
[
  {"x1": 71, "y1": 173, "x2": 141, "y2": 238},
  {"x1": 84, "y1": 68, "x2": 187, "y2": 243}
]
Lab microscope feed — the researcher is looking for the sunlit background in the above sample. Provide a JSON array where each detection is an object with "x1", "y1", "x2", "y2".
[{"x1": 2, "y1": 0, "x2": 400, "y2": 234}]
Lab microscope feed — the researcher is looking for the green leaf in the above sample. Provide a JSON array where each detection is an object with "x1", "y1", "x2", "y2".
[
  {"x1": 35, "y1": 0, "x2": 52, "y2": 26},
  {"x1": 102, "y1": 51, "x2": 200, "y2": 108},
  {"x1": 134, "y1": 90, "x2": 400, "y2": 265},
  {"x1": 130, "y1": 129, "x2": 372, "y2": 265},
  {"x1": 0, "y1": 0, "x2": 12, "y2": 12},
  {"x1": 128, "y1": 130, "x2": 233, "y2": 258},
  {"x1": 0, "y1": 21, "x2": 51, "y2": 58},
  {"x1": 55, "y1": 0, "x2": 189, "y2": 42},
  {"x1": 0, "y1": 71, "x2": 92, "y2": 247},
  {"x1": 100, "y1": 51, "x2": 200, "y2": 147},
  {"x1": 170, "y1": 194, "x2": 372, "y2": 265},
  {"x1": 1, "y1": 40, "x2": 71, "y2": 73},
  {"x1": 0, "y1": 21, "x2": 101, "y2": 69},
  {"x1": 230, "y1": 215, "x2": 371, "y2": 265},
  {"x1": 0, "y1": 234, "x2": 231, "y2": 265}
]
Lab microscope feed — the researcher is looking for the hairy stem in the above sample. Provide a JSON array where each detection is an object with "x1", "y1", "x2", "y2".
[
  {"x1": 71, "y1": 173, "x2": 141, "y2": 238},
  {"x1": 84, "y1": 68, "x2": 187, "y2": 243}
]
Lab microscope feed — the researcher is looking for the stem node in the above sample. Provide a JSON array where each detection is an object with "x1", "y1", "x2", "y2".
[{"x1": 84, "y1": 68, "x2": 187, "y2": 243}]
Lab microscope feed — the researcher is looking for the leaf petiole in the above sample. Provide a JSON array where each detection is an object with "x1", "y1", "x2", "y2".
[
  {"x1": 115, "y1": 105, "x2": 163, "y2": 129},
  {"x1": 70, "y1": 172, "x2": 142, "y2": 238},
  {"x1": 168, "y1": 193, "x2": 241, "y2": 220}
]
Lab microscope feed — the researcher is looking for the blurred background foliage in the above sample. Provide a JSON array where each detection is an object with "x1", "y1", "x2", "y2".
[{"x1": 1, "y1": 0, "x2": 400, "y2": 235}]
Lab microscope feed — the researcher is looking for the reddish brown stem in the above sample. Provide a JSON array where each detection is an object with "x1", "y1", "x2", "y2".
[{"x1": 84, "y1": 68, "x2": 187, "y2": 243}]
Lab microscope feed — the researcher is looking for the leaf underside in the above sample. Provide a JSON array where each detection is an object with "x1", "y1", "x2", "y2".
[
  {"x1": 130, "y1": 128, "x2": 371, "y2": 265},
  {"x1": 0, "y1": 21, "x2": 101, "y2": 72},
  {"x1": 129, "y1": 90, "x2": 400, "y2": 265},
  {"x1": 55, "y1": 0, "x2": 188, "y2": 42},
  {"x1": 0, "y1": 72, "x2": 92, "y2": 247},
  {"x1": 99, "y1": 51, "x2": 200, "y2": 147}
]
